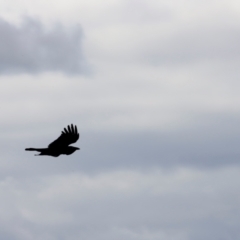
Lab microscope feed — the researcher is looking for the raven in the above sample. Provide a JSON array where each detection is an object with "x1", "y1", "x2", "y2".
[{"x1": 25, "y1": 124, "x2": 80, "y2": 157}]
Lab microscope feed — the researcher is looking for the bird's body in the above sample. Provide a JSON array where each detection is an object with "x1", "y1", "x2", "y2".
[
  {"x1": 25, "y1": 146, "x2": 79, "y2": 157},
  {"x1": 25, "y1": 124, "x2": 80, "y2": 157}
]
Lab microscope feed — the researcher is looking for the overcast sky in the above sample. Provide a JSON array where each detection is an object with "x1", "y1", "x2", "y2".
[{"x1": 0, "y1": 0, "x2": 240, "y2": 239}]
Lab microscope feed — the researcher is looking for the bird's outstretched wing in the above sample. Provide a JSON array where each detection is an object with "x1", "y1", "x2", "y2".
[{"x1": 48, "y1": 124, "x2": 79, "y2": 148}]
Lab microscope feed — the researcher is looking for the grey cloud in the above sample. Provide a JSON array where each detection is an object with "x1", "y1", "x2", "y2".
[
  {"x1": 78, "y1": 115, "x2": 240, "y2": 171},
  {"x1": 0, "y1": 18, "x2": 89, "y2": 74},
  {"x1": 0, "y1": 111, "x2": 239, "y2": 182}
]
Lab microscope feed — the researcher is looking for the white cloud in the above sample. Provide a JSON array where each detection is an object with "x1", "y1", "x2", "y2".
[{"x1": 0, "y1": 167, "x2": 239, "y2": 239}]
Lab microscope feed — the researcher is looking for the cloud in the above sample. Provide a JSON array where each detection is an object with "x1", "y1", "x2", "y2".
[
  {"x1": 0, "y1": 18, "x2": 89, "y2": 75},
  {"x1": 84, "y1": 0, "x2": 240, "y2": 68},
  {"x1": 0, "y1": 0, "x2": 240, "y2": 239},
  {"x1": 0, "y1": 167, "x2": 239, "y2": 240}
]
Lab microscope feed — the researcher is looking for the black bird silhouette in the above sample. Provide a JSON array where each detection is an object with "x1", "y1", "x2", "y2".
[{"x1": 25, "y1": 124, "x2": 80, "y2": 157}]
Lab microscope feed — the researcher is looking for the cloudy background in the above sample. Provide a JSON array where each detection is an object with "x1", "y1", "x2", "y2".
[{"x1": 0, "y1": 0, "x2": 240, "y2": 239}]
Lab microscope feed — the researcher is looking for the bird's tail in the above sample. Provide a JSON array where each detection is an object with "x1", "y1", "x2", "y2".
[{"x1": 25, "y1": 148, "x2": 43, "y2": 152}]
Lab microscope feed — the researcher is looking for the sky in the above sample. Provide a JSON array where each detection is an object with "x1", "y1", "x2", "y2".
[{"x1": 0, "y1": 0, "x2": 240, "y2": 239}]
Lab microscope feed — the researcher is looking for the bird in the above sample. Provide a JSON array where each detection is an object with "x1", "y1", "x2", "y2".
[{"x1": 25, "y1": 124, "x2": 80, "y2": 157}]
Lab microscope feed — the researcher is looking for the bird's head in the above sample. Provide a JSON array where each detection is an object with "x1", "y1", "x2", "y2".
[
  {"x1": 67, "y1": 146, "x2": 80, "y2": 155},
  {"x1": 72, "y1": 146, "x2": 80, "y2": 151}
]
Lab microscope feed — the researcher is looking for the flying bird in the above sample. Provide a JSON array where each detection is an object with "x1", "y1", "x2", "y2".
[{"x1": 25, "y1": 124, "x2": 80, "y2": 157}]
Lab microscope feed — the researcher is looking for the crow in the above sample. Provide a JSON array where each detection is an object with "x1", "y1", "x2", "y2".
[{"x1": 25, "y1": 124, "x2": 80, "y2": 157}]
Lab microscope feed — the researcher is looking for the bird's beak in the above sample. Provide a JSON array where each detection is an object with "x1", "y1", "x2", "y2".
[{"x1": 76, "y1": 147, "x2": 80, "y2": 150}]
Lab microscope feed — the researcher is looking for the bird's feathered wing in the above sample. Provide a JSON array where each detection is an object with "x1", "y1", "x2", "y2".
[{"x1": 48, "y1": 124, "x2": 79, "y2": 148}]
